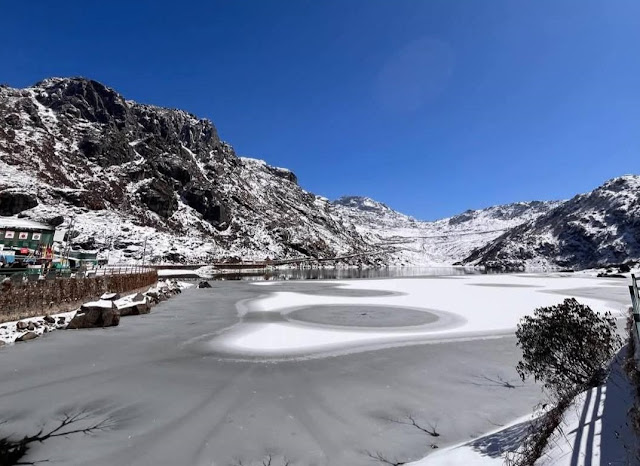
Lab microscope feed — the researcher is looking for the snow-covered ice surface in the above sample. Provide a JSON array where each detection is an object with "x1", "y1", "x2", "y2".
[
  {"x1": 204, "y1": 274, "x2": 630, "y2": 360},
  {"x1": 406, "y1": 413, "x2": 535, "y2": 466},
  {"x1": 0, "y1": 275, "x2": 631, "y2": 466}
]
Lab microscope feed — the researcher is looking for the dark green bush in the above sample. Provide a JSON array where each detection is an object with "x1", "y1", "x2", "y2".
[{"x1": 516, "y1": 298, "x2": 621, "y2": 398}]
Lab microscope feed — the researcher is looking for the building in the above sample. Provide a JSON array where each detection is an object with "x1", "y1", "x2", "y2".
[
  {"x1": 0, "y1": 218, "x2": 56, "y2": 252},
  {"x1": 68, "y1": 250, "x2": 99, "y2": 269}
]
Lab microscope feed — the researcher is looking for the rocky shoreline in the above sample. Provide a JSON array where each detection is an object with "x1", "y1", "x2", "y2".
[{"x1": 0, "y1": 279, "x2": 190, "y2": 347}]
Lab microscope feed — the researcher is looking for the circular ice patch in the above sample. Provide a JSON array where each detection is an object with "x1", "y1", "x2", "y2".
[{"x1": 285, "y1": 305, "x2": 438, "y2": 328}]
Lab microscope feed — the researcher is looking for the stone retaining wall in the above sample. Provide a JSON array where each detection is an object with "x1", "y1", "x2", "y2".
[{"x1": 0, "y1": 271, "x2": 158, "y2": 323}]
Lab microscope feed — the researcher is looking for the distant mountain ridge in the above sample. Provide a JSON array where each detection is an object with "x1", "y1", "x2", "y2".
[
  {"x1": 0, "y1": 77, "x2": 637, "y2": 269},
  {"x1": 461, "y1": 175, "x2": 640, "y2": 269},
  {"x1": 333, "y1": 196, "x2": 563, "y2": 266}
]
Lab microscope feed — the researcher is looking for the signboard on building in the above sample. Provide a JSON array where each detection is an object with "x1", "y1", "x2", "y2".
[
  {"x1": 18, "y1": 232, "x2": 29, "y2": 240},
  {"x1": 32, "y1": 233, "x2": 42, "y2": 241},
  {"x1": 4, "y1": 231, "x2": 14, "y2": 239}
]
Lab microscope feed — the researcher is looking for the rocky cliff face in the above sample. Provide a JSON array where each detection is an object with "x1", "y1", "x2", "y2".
[
  {"x1": 461, "y1": 176, "x2": 640, "y2": 269},
  {"x1": 333, "y1": 196, "x2": 562, "y2": 266},
  {"x1": 0, "y1": 78, "x2": 370, "y2": 263}
]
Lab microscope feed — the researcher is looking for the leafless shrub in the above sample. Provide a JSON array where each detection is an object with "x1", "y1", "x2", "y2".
[
  {"x1": 0, "y1": 408, "x2": 119, "y2": 466},
  {"x1": 504, "y1": 394, "x2": 575, "y2": 466}
]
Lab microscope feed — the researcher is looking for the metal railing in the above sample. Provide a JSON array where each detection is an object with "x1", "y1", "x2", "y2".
[
  {"x1": 87, "y1": 265, "x2": 154, "y2": 277},
  {"x1": 0, "y1": 265, "x2": 155, "y2": 290},
  {"x1": 628, "y1": 274, "x2": 640, "y2": 340}
]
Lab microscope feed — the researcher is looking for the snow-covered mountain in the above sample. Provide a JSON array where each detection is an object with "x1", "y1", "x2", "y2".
[
  {"x1": 0, "y1": 78, "x2": 373, "y2": 264},
  {"x1": 1, "y1": 77, "x2": 637, "y2": 270},
  {"x1": 461, "y1": 175, "x2": 640, "y2": 270},
  {"x1": 334, "y1": 196, "x2": 562, "y2": 266}
]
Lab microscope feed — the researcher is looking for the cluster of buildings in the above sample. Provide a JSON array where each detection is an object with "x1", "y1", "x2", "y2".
[{"x1": 0, "y1": 218, "x2": 98, "y2": 275}]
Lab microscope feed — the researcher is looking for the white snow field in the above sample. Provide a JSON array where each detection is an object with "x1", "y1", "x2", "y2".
[
  {"x1": 0, "y1": 274, "x2": 631, "y2": 466},
  {"x1": 208, "y1": 273, "x2": 630, "y2": 359}
]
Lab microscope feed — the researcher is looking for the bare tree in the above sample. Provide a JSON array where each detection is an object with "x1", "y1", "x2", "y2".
[
  {"x1": 1, "y1": 409, "x2": 118, "y2": 466},
  {"x1": 385, "y1": 415, "x2": 440, "y2": 438}
]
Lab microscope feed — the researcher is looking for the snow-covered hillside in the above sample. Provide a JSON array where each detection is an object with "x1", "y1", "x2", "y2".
[
  {"x1": 0, "y1": 78, "x2": 372, "y2": 264},
  {"x1": 334, "y1": 196, "x2": 562, "y2": 265},
  {"x1": 1, "y1": 77, "x2": 637, "y2": 269},
  {"x1": 462, "y1": 175, "x2": 640, "y2": 269}
]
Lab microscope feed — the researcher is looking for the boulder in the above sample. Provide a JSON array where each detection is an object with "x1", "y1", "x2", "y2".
[
  {"x1": 57, "y1": 317, "x2": 66, "y2": 325},
  {"x1": 43, "y1": 315, "x2": 56, "y2": 324},
  {"x1": 67, "y1": 301, "x2": 120, "y2": 329},
  {"x1": 16, "y1": 332, "x2": 38, "y2": 342},
  {"x1": 100, "y1": 292, "x2": 121, "y2": 301},
  {"x1": 118, "y1": 299, "x2": 150, "y2": 317},
  {"x1": 197, "y1": 281, "x2": 212, "y2": 289},
  {"x1": 0, "y1": 340, "x2": 5, "y2": 347},
  {"x1": 27, "y1": 322, "x2": 36, "y2": 331},
  {"x1": 131, "y1": 292, "x2": 146, "y2": 302},
  {"x1": 16, "y1": 321, "x2": 29, "y2": 330}
]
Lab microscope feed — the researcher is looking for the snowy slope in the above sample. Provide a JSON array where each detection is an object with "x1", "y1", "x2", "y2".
[
  {"x1": 0, "y1": 78, "x2": 372, "y2": 264},
  {"x1": 462, "y1": 175, "x2": 640, "y2": 269},
  {"x1": 334, "y1": 196, "x2": 562, "y2": 266}
]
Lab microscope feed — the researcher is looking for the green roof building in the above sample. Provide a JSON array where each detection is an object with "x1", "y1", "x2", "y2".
[{"x1": 0, "y1": 218, "x2": 56, "y2": 252}]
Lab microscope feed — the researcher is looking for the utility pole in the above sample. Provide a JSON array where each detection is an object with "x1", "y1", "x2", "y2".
[
  {"x1": 105, "y1": 235, "x2": 113, "y2": 267},
  {"x1": 63, "y1": 216, "x2": 75, "y2": 269},
  {"x1": 141, "y1": 237, "x2": 147, "y2": 270}
]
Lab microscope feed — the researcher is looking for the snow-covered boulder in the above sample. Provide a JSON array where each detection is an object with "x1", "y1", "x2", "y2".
[{"x1": 67, "y1": 300, "x2": 120, "y2": 329}]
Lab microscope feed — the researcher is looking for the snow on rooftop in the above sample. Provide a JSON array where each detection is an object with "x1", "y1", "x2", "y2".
[{"x1": 0, "y1": 217, "x2": 55, "y2": 230}]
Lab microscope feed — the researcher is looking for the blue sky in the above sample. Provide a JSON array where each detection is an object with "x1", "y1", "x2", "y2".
[{"x1": 2, "y1": 0, "x2": 638, "y2": 220}]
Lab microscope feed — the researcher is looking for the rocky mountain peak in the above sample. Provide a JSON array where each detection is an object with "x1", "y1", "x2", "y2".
[
  {"x1": 0, "y1": 77, "x2": 372, "y2": 264},
  {"x1": 334, "y1": 196, "x2": 400, "y2": 215},
  {"x1": 461, "y1": 175, "x2": 640, "y2": 269}
]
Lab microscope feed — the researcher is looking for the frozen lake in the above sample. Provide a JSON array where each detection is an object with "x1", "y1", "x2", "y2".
[{"x1": 0, "y1": 274, "x2": 630, "y2": 466}]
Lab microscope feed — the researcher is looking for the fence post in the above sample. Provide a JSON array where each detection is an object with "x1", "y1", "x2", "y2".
[{"x1": 631, "y1": 275, "x2": 640, "y2": 341}]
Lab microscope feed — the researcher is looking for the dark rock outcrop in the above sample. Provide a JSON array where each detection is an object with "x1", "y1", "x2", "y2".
[
  {"x1": 0, "y1": 191, "x2": 37, "y2": 215},
  {"x1": 138, "y1": 180, "x2": 178, "y2": 218}
]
